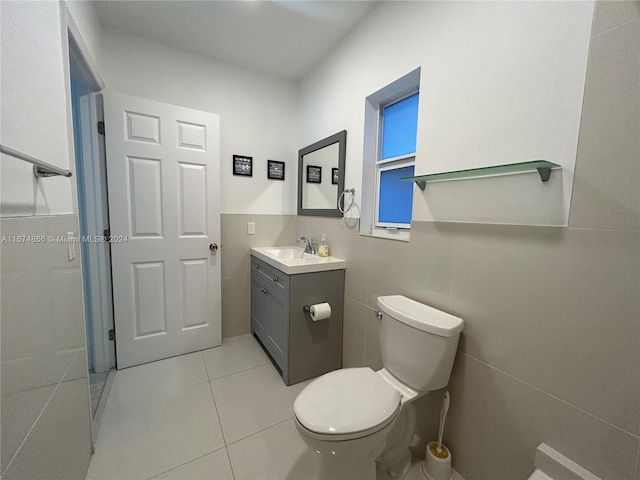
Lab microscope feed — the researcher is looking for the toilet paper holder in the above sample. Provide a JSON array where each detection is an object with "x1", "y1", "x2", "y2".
[{"x1": 302, "y1": 302, "x2": 326, "y2": 313}]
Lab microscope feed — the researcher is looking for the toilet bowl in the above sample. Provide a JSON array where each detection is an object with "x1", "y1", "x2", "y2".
[
  {"x1": 294, "y1": 295, "x2": 464, "y2": 479},
  {"x1": 294, "y1": 367, "x2": 403, "y2": 459}
]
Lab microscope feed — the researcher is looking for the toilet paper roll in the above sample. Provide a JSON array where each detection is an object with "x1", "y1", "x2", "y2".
[{"x1": 309, "y1": 303, "x2": 331, "y2": 321}]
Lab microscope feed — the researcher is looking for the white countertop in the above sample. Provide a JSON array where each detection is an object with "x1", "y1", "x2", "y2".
[{"x1": 250, "y1": 246, "x2": 346, "y2": 275}]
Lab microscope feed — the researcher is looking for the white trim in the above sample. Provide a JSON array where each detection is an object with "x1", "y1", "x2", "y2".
[
  {"x1": 359, "y1": 99, "x2": 380, "y2": 236},
  {"x1": 365, "y1": 227, "x2": 411, "y2": 242},
  {"x1": 365, "y1": 68, "x2": 421, "y2": 105},
  {"x1": 376, "y1": 153, "x2": 416, "y2": 166},
  {"x1": 376, "y1": 220, "x2": 412, "y2": 229},
  {"x1": 81, "y1": 93, "x2": 115, "y2": 373},
  {"x1": 373, "y1": 157, "x2": 415, "y2": 229},
  {"x1": 374, "y1": 222, "x2": 413, "y2": 232},
  {"x1": 359, "y1": 68, "x2": 421, "y2": 240},
  {"x1": 64, "y1": 9, "x2": 114, "y2": 371},
  {"x1": 381, "y1": 89, "x2": 420, "y2": 114},
  {"x1": 377, "y1": 156, "x2": 415, "y2": 171},
  {"x1": 64, "y1": 5, "x2": 105, "y2": 90}
]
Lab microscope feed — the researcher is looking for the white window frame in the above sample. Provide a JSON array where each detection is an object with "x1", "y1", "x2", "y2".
[
  {"x1": 360, "y1": 69, "x2": 420, "y2": 242},
  {"x1": 374, "y1": 155, "x2": 416, "y2": 229},
  {"x1": 374, "y1": 90, "x2": 418, "y2": 230}
]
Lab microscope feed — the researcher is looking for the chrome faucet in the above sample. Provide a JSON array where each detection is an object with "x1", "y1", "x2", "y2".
[{"x1": 296, "y1": 236, "x2": 316, "y2": 254}]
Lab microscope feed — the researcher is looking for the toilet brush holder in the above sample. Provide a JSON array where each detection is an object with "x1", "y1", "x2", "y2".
[{"x1": 423, "y1": 441, "x2": 452, "y2": 480}]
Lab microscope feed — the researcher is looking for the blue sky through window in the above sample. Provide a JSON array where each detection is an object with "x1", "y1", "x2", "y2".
[
  {"x1": 381, "y1": 93, "x2": 419, "y2": 160},
  {"x1": 378, "y1": 165, "x2": 414, "y2": 224}
]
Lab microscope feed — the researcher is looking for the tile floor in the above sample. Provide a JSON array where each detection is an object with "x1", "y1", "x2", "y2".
[
  {"x1": 90, "y1": 371, "x2": 109, "y2": 417},
  {"x1": 86, "y1": 334, "x2": 377, "y2": 480}
]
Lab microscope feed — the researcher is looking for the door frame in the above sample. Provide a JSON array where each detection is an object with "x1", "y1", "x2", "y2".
[
  {"x1": 65, "y1": 8, "x2": 116, "y2": 372},
  {"x1": 76, "y1": 92, "x2": 116, "y2": 372}
]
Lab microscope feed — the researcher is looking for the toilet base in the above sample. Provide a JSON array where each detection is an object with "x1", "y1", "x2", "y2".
[
  {"x1": 376, "y1": 450, "x2": 412, "y2": 480},
  {"x1": 375, "y1": 403, "x2": 417, "y2": 480}
]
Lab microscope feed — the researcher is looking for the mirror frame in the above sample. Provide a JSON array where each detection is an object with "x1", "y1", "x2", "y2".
[{"x1": 297, "y1": 130, "x2": 347, "y2": 217}]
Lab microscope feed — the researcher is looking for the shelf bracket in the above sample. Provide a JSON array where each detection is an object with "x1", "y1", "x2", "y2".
[
  {"x1": 414, "y1": 180, "x2": 426, "y2": 191},
  {"x1": 536, "y1": 167, "x2": 552, "y2": 182},
  {"x1": 33, "y1": 165, "x2": 65, "y2": 178}
]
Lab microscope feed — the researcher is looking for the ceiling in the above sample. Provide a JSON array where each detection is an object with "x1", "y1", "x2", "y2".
[{"x1": 93, "y1": 1, "x2": 379, "y2": 81}]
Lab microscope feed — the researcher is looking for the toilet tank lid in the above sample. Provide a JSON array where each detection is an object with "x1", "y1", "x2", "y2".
[{"x1": 377, "y1": 295, "x2": 463, "y2": 337}]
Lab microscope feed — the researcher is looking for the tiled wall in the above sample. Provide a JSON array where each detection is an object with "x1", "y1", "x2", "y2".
[
  {"x1": 0, "y1": 215, "x2": 93, "y2": 479},
  {"x1": 295, "y1": 216, "x2": 638, "y2": 478},
  {"x1": 220, "y1": 214, "x2": 296, "y2": 338},
  {"x1": 293, "y1": 2, "x2": 639, "y2": 478}
]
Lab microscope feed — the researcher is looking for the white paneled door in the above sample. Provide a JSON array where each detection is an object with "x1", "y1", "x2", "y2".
[{"x1": 104, "y1": 92, "x2": 221, "y2": 368}]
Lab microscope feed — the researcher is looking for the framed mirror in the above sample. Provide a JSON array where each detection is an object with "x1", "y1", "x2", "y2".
[{"x1": 298, "y1": 130, "x2": 346, "y2": 217}]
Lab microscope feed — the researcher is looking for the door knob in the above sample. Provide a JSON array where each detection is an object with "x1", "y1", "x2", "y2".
[{"x1": 209, "y1": 243, "x2": 218, "y2": 252}]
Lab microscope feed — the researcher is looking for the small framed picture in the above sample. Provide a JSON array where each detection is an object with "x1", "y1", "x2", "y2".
[
  {"x1": 332, "y1": 168, "x2": 339, "y2": 185},
  {"x1": 233, "y1": 155, "x2": 253, "y2": 177},
  {"x1": 306, "y1": 165, "x2": 322, "y2": 183},
  {"x1": 267, "y1": 160, "x2": 285, "y2": 180}
]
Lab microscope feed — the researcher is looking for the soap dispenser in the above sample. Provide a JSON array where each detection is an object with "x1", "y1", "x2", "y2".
[{"x1": 318, "y1": 234, "x2": 330, "y2": 257}]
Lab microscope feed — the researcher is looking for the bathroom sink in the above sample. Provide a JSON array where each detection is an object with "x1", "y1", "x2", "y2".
[
  {"x1": 250, "y1": 247, "x2": 346, "y2": 275},
  {"x1": 267, "y1": 247, "x2": 307, "y2": 260}
]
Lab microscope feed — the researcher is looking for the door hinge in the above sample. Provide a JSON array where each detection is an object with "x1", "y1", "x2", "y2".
[
  {"x1": 108, "y1": 329, "x2": 115, "y2": 341},
  {"x1": 97, "y1": 121, "x2": 105, "y2": 135},
  {"x1": 103, "y1": 229, "x2": 110, "y2": 241}
]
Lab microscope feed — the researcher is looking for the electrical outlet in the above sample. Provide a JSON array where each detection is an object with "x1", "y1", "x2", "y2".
[
  {"x1": 67, "y1": 232, "x2": 75, "y2": 262},
  {"x1": 247, "y1": 222, "x2": 256, "y2": 235}
]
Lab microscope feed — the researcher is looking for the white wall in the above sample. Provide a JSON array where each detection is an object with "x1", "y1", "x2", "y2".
[
  {"x1": 0, "y1": 0, "x2": 102, "y2": 218},
  {"x1": 298, "y1": 1, "x2": 594, "y2": 226},
  {"x1": 98, "y1": 28, "x2": 298, "y2": 215},
  {"x1": 1, "y1": 1, "x2": 74, "y2": 217}
]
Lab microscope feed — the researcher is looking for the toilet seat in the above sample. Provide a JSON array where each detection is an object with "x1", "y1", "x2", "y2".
[{"x1": 294, "y1": 367, "x2": 402, "y2": 441}]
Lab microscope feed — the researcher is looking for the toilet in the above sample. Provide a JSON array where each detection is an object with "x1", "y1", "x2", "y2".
[{"x1": 294, "y1": 295, "x2": 464, "y2": 480}]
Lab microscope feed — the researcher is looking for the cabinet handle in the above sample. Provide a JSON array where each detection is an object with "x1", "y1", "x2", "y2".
[{"x1": 272, "y1": 277, "x2": 278, "y2": 282}]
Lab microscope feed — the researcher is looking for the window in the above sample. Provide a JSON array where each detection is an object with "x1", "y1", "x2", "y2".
[
  {"x1": 360, "y1": 68, "x2": 420, "y2": 241},
  {"x1": 375, "y1": 92, "x2": 419, "y2": 228}
]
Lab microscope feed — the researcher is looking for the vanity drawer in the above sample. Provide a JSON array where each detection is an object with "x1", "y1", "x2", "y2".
[{"x1": 251, "y1": 256, "x2": 290, "y2": 297}]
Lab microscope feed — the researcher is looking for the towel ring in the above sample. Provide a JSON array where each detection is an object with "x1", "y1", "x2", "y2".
[{"x1": 338, "y1": 188, "x2": 355, "y2": 214}]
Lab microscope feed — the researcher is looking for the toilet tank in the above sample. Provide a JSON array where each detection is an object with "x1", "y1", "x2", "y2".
[{"x1": 376, "y1": 296, "x2": 464, "y2": 392}]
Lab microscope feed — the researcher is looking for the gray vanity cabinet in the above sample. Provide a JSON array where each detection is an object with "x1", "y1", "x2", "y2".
[
  {"x1": 251, "y1": 273, "x2": 288, "y2": 372},
  {"x1": 249, "y1": 275, "x2": 267, "y2": 345},
  {"x1": 251, "y1": 257, "x2": 290, "y2": 373},
  {"x1": 250, "y1": 255, "x2": 344, "y2": 385}
]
